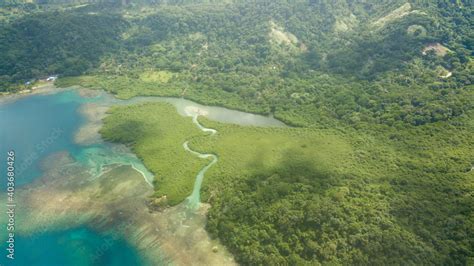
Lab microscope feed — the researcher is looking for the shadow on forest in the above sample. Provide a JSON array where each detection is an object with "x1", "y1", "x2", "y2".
[
  {"x1": 246, "y1": 148, "x2": 341, "y2": 202},
  {"x1": 386, "y1": 162, "x2": 473, "y2": 264},
  {"x1": 100, "y1": 120, "x2": 149, "y2": 145}
]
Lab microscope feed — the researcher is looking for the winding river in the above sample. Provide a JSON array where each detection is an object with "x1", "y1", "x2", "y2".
[
  {"x1": 0, "y1": 86, "x2": 285, "y2": 265},
  {"x1": 183, "y1": 114, "x2": 218, "y2": 210}
]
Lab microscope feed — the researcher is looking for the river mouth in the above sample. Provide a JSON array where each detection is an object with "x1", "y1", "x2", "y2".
[{"x1": 1, "y1": 86, "x2": 287, "y2": 265}]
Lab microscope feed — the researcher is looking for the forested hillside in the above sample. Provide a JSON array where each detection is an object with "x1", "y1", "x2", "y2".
[
  {"x1": 3, "y1": 1, "x2": 472, "y2": 127},
  {"x1": 0, "y1": 11, "x2": 126, "y2": 90},
  {"x1": 1, "y1": 0, "x2": 473, "y2": 265}
]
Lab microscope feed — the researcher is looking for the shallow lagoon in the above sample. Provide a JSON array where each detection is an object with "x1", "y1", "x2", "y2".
[
  {"x1": 0, "y1": 227, "x2": 143, "y2": 266},
  {"x1": 0, "y1": 90, "x2": 85, "y2": 187},
  {"x1": 0, "y1": 90, "x2": 147, "y2": 265},
  {"x1": 0, "y1": 87, "x2": 283, "y2": 265}
]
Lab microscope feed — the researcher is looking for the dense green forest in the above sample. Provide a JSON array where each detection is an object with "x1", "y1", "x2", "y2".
[
  {"x1": 101, "y1": 100, "x2": 473, "y2": 265},
  {"x1": 0, "y1": 11, "x2": 126, "y2": 90},
  {"x1": 1, "y1": 0, "x2": 473, "y2": 265},
  {"x1": 52, "y1": 0, "x2": 473, "y2": 129}
]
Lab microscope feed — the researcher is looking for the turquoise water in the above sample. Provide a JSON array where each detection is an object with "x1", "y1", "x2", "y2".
[
  {"x1": 75, "y1": 145, "x2": 154, "y2": 186},
  {"x1": 183, "y1": 115, "x2": 218, "y2": 209},
  {"x1": 0, "y1": 90, "x2": 85, "y2": 187},
  {"x1": 0, "y1": 90, "x2": 146, "y2": 266},
  {"x1": 0, "y1": 89, "x2": 285, "y2": 265},
  {"x1": 0, "y1": 227, "x2": 143, "y2": 266}
]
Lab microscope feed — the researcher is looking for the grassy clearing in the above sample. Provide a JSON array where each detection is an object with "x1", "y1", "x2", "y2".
[
  {"x1": 139, "y1": 70, "x2": 173, "y2": 83},
  {"x1": 372, "y1": 3, "x2": 413, "y2": 28}
]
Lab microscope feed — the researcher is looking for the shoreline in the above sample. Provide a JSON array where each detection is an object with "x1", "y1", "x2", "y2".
[
  {"x1": 0, "y1": 83, "x2": 66, "y2": 105},
  {"x1": 2, "y1": 80, "x2": 289, "y2": 127},
  {"x1": 1, "y1": 87, "x2": 235, "y2": 265},
  {"x1": 57, "y1": 77, "x2": 288, "y2": 125}
]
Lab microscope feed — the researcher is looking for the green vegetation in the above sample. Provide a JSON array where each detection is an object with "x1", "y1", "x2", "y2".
[
  {"x1": 100, "y1": 103, "x2": 209, "y2": 205},
  {"x1": 0, "y1": 10, "x2": 126, "y2": 91},
  {"x1": 1, "y1": 0, "x2": 473, "y2": 264},
  {"x1": 198, "y1": 118, "x2": 474, "y2": 265},
  {"x1": 139, "y1": 70, "x2": 173, "y2": 83},
  {"x1": 101, "y1": 102, "x2": 473, "y2": 265},
  {"x1": 50, "y1": 1, "x2": 472, "y2": 128}
]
